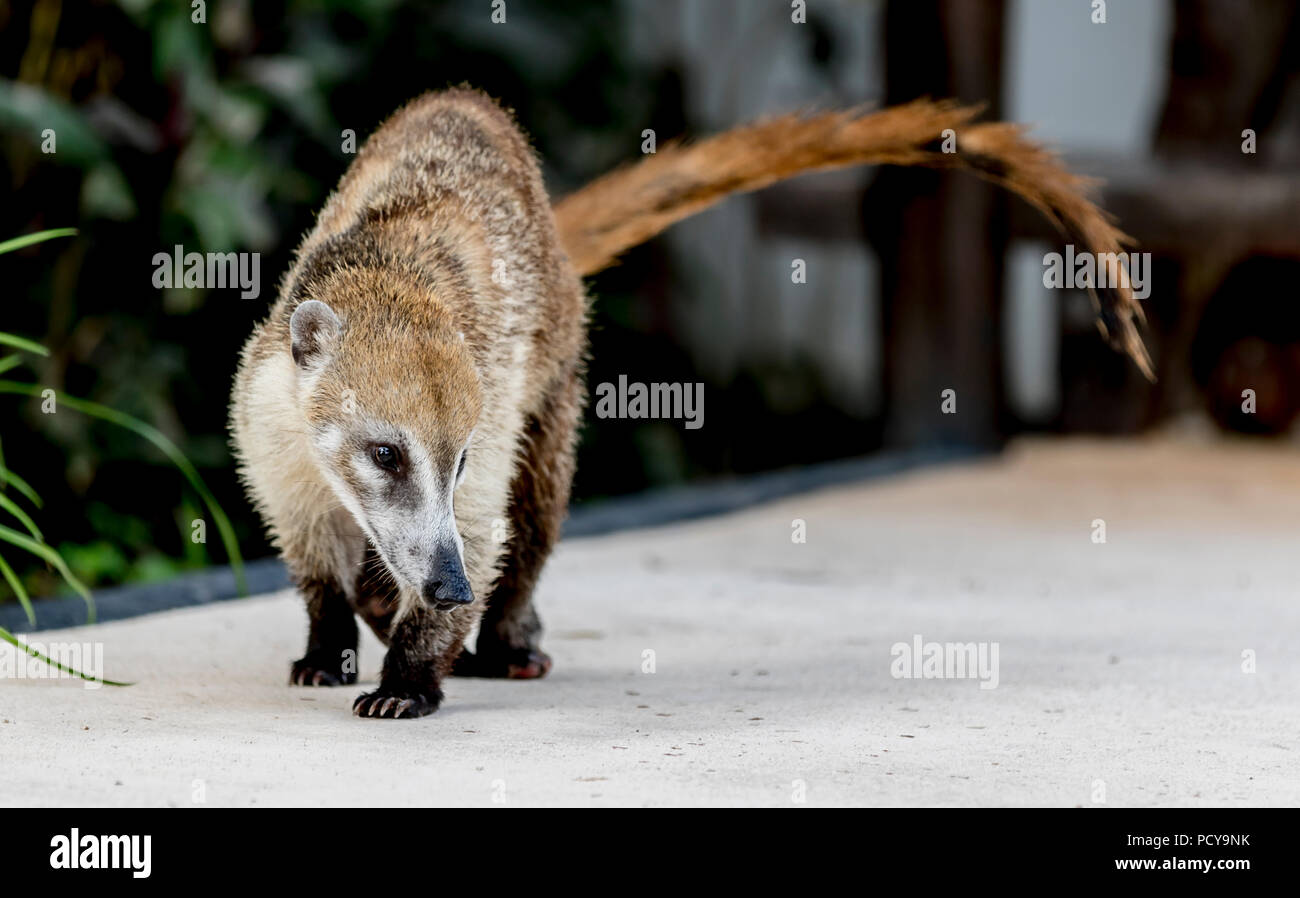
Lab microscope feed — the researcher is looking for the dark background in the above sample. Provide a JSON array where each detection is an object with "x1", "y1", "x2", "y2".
[{"x1": 1, "y1": 0, "x2": 1298, "y2": 599}]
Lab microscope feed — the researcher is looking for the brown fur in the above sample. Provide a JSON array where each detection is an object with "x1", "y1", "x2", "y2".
[
  {"x1": 554, "y1": 99, "x2": 1153, "y2": 378},
  {"x1": 231, "y1": 88, "x2": 1150, "y2": 719}
]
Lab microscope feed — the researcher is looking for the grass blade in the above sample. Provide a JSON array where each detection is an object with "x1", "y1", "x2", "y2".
[
  {"x1": 0, "y1": 626, "x2": 131, "y2": 686},
  {"x1": 0, "y1": 523, "x2": 94, "y2": 620},
  {"x1": 0, "y1": 491, "x2": 43, "y2": 541},
  {"x1": 0, "y1": 465, "x2": 43, "y2": 508},
  {"x1": 0, "y1": 228, "x2": 78, "y2": 256},
  {"x1": 0, "y1": 554, "x2": 35, "y2": 626},
  {"x1": 0, "y1": 332, "x2": 50, "y2": 357}
]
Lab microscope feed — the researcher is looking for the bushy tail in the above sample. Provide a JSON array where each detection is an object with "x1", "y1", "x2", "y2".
[{"x1": 553, "y1": 99, "x2": 1153, "y2": 379}]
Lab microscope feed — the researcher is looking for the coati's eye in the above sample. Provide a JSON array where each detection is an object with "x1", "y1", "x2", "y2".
[
  {"x1": 370, "y1": 444, "x2": 402, "y2": 472},
  {"x1": 456, "y1": 450, "x2": 468, "y2": 484}
]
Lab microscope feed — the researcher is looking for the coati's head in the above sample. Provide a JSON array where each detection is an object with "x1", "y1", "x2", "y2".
[{"x1": 287, "y1": 282, "x2": 482, "y2": 611}]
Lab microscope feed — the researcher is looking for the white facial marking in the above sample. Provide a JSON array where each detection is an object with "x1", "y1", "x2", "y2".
[
  {"x1": 322, "y1": 422, "x2": 469, "y2": 595},
  {"x1": 314, "y1": 424, "x2": 344, "y2": 455}
]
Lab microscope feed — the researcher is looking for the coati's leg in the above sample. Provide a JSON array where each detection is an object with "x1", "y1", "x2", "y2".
[
  {"x1": 348, "y1": 544, "x2": 448, "y2": 719},
  {"x1": 454, "y1": 371, "x2": 581, "y2": 679},
  {"x1": 352, "y1": 603, "x2": 474, "y2": 719},
  {"x1": 290, "y1": 575, "x2": 359, "y2": 687},
  {"x1": 350, "y1": 544, "x2": 400, "y2": 646}
]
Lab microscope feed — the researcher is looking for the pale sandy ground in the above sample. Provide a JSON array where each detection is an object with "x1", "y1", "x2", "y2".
[{"x1": 3, "y1": 437, "x2": 1297, "y2": 807}]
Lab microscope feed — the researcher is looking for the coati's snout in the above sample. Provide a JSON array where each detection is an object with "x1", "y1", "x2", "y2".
[
  {"x1": 423, "y1": 543, "x2": 473, "y2": 610},
  {"x1": 288, "y1": 294, "x2": 482, "y2": 612}
]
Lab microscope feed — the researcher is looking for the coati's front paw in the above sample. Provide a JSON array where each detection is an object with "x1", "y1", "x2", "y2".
[
  {"x1": 352, "y1": 686, "x2": 443, "y2": 719},
  {"x1": 453, "y1": 646, "x2": 553, "y2": 679},
  {"x1": 290, "y1": 651, "x2": 357, "y2": 687}
]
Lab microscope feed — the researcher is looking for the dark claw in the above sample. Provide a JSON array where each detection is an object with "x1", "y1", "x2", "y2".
[
  {"x1": 352, "y1": 689, "x2": 439, "y2": 719},
  {"x1": 290, "y1": 656, "x2": 355, "y2": 687}
]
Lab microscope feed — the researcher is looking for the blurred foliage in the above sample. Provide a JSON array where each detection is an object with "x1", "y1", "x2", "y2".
[
  {"x1": 0, "y1": 227, "x2": 214, "y2": 684},
  {"x1": 0, "y1": 228, "x2": 247, "y2": 630},
  {"x1": 0, "y1": 0, "x2": 865, "y2": 600}
]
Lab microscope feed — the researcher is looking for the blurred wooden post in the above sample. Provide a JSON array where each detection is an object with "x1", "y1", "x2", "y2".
[
  {"x1": 867, "y1": 0, "x2": 1008, "y2": 448},
  {"x1": 1148, "y1": 0, "x2": 1300, "y2": 419}
]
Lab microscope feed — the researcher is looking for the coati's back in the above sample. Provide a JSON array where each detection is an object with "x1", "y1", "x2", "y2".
[{"x1": 274, "y1": 87, "x2": 584, "y2": 406}]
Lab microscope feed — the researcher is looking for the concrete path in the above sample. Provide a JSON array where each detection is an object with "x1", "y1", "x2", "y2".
[{"x1": 3, "y1": 438, "x2": 1297, "y2": 807}]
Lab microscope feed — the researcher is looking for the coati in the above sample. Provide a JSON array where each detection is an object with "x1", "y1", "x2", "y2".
[{"x1": 230, "y1": 88, "x2": 1151, "y2": 719}]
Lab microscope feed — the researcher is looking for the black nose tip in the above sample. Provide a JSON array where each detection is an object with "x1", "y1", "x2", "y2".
[{"x1": 422, "y1": 577, "x2": 473, "y2": 611}]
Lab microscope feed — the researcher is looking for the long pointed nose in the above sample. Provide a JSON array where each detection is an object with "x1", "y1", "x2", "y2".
[{"x1": 422, "y1": 547, "x2": 473, "y2": 611}]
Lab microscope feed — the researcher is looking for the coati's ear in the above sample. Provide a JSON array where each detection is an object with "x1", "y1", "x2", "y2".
[{"x1": 290, "y1": 300, "x2": 341, "y2": 367}]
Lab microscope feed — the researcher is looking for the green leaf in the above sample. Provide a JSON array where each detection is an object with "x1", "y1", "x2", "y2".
[
  {"x1": 0, "y1": 228, "x2": 77, "y2": 257},
  {"x1": 0, "y1": 354, "x2": 26, "y2": 375},
  {"x1": 0, "y1": 82, "x2": 107, "y2": 167},
  {"x1": 0, "y1": 466, "x2": 42, "y2": 509},
  {"x1": 81, "y1": 163, "x2": 137, "y2": 221},
  {"x1": 0, "y1": 491, "x2": 43, "y2": 542},
  {"x1": 0, "y1": 554, "x2": 35, "y2": 626},
  {"x1": 0, "y1": 381, "x2": 247, "y2": 595},
  {"x1": 0, "y1": 626, "x2": 131, "y2": 686},
  {"x1": 0, "y1": 523, "x2": 94, "y2": 621},
  {"x1": 0, "y1": 331, "x2": 50, "y2": 356},
  {"x1": 153, "y1": 8, "x2": 213, "y2": 82}
]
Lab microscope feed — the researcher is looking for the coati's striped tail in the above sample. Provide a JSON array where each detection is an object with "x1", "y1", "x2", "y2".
[{"x1": 553, "y1": 99, "x2": 1153, "y2": 379}]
